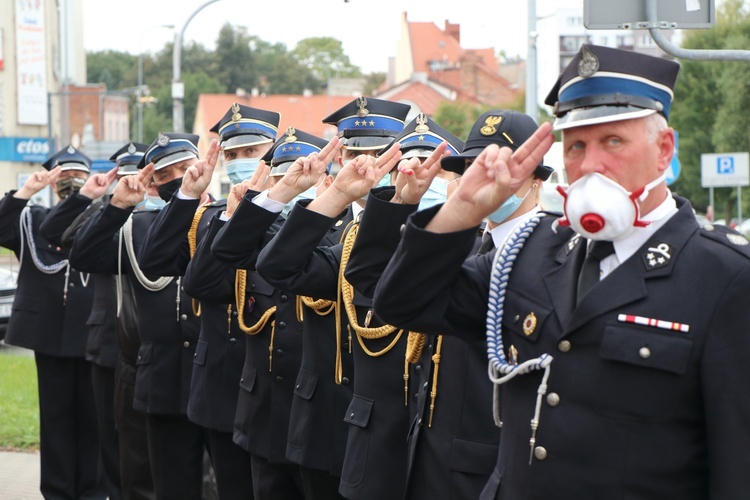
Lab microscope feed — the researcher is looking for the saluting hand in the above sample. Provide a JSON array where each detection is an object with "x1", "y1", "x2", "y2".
[
  {"x1": 267, "y1": 136, "x2": 341, "y2": 205},
  {"x1": 393, "y1": 142, "x2": 448, "y2": 205},
  {"x1": 427, "y1": 122, "x2": 554, "y2": 233},
  {"x1": 79, "y1": 166, "x2": 118, "y2": 200},
  {"x1": 14, "y1": 166, "x2": 61, "y2": 200},
  {"x1": 111, "y1": 164, "x2": 154, "y2": 209},
  {"x1": 181, "y1": 139, "x2": 219, "y2": 199}
]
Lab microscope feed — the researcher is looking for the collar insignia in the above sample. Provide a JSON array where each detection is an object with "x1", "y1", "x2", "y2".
[
  {"x1": 643, "y1": 243, "x2": 671, "y2": 270},
  {"x1": 480, "y1": 116, "x2": 503, "y2": 136},
  {"x1": 566, "y1": 233, "x2": 582, "y2": 254},
  {"x1": 578, "y1": 45, "x2": 600, "y2": 78}
]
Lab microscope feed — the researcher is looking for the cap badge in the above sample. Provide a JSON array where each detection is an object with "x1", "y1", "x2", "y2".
[
  {"x1": 284, "y1": 127, "x2": 297, "y2": 143},
  {"x1": 356, "y1": 96, "x2": 369, "y2": 118},
  {"x1": 643, "y1": 243, "x2": 671, "y2": 270},
  {"x1": 727, "y1": 233, "x2": 749, "y2": 246},
  {"x1": 156, "y1": 133, "x2": 170, "y2": 147},
  {"x1": 415, "y1": 113, "x2": 430, "y2": 133},
  {"x1": 578, "y1": 45, "x2": 600, "y2": 78},
  {"x1": 231, "y1": 103, "x2": 242, "y2": 122},
  {"x1": 522, "y1": 312, "x2": 537, "y2": 336},
  {"x1": 127, "y1": 143, "x2": 136, "y2": 154},
  {"x1": 508, "y1": 345, "x2": 519, "y2": 365},
  {"x1": 67, "y1": 145, "x2": 75, "y2": 154},
  {"x1": 480, "y1": 116, "x2": 503, "y2": 136}
]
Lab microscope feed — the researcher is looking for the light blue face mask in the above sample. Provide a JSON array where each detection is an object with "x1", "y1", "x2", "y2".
[
  {"x1": 281, "y1": 185, "x2": 317, "y2": 218},
  {"x1": 487, "y1": 186, "x2": 531, "y2": 224},
  {"x1": 361, "y1": 172, "x2": 392, "y2": 201},
  {"x1": 418, "y1": 176, "x2": 449, "y2": 210},
  {"x1": 136, "y1": 195, "x2": 167, "y2": 211},
  {"x1": 226, "y1": 158, "x2": 261, "y2": 185}
]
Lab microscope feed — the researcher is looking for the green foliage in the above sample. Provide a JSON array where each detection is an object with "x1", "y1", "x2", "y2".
[
  {"x1": 291, "y1": 37, "x2": 361, "y2": 85},
  {"x1": 362, "y1": 73, "x2": 386, "y2": 95},
  {"x1": 669, "y1": 0, "x2": 750, "y2": 220},
  {"x1": 86, "y1": 50, "x2": 138, "y2": 90},
  {"x1": 433, "y1": 96, "x2": 546, "y2": 141},
  {"x1": 0, "y1": 354, "x2": 39, "y2": 450}
]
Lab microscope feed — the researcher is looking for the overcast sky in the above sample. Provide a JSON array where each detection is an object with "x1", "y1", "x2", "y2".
[{"x1": 81, "y1": 0, "x2": 582, "y2": 74}]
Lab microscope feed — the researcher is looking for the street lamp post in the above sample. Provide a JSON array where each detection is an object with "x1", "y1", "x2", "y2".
[
  {"x1": 172, "y1": 0, "x2": 223, "y2": 132},
  {"x1": 525, "y1": 0, "x2": 538, "y2": 123}
]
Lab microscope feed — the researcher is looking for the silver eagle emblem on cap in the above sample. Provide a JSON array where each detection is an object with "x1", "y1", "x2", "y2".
[
  {"x1": 67, "y1": 145, "x2": 75, "y2": 154},
  {"x1": 156, "y1": 133, "x2": 170, "y2": 147},
  {"x1": 127, "y1": 143, "x2": 136, "y2": 154},
  {"x1": 415, "y1": 113, "x2": 429, "y2": 133},
  {"x1": 231, "y1": 102, "x2": 242, "y2": 123},
  {"x1": 356, "y1": 97, "x2": 369, "y2": 118},
  {"x1": 578, "y1": 45, "x2": 600, "y2": 78},
  {"x1": 284, "y1": 126, "x2": 297, "y2": 143}
]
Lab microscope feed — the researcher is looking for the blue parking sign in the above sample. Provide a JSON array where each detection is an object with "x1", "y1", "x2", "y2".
[{"x1": 718, "y1": 156, "x2": 735, "y2": 174}]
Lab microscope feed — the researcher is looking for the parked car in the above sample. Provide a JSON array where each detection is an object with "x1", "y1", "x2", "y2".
[{"x1": 0, "y1": 267, "x2": 17, "y2": 340}]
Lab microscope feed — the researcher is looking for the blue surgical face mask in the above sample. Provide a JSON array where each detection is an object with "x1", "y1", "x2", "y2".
[
  {"x1": 361, "y1": 172, "x2": 392, "y2": 201},
  {"x1": 282, "y1": 185, "x2": 317, "y2": 218},
  {"x1": 487, "y1": 186, "x2": 532, "y2": 224},
  {"x1": 226, "y1": 158, "x2": 261, "y2": 185},
  {"x1": 136, "y1": 194, "x2": 167, "y2": 211},
  {"x1": 418, "y1": 176, "x2": 449, "y2": 210}
]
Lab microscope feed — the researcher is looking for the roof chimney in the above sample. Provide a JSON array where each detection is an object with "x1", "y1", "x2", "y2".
[{"x1": 445, "y1": 20, "x2": 460, "y2": 44}]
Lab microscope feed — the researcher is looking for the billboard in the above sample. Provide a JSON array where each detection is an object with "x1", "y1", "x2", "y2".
[{"x1": 15, "y1": 0, "x2": 48, "y2": 125}]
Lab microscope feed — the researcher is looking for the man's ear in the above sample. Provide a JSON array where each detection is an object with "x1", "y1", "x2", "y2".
[{"x1": 656, "y1": 128, "x2": 676, "y2": 173}]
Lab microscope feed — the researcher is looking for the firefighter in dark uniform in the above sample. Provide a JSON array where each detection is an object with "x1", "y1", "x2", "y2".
[
  {"x1": 0, "y1": 145, "x2": 107, "y2": 500},
  {"x1": 137, "y1": 103, "x2": 282, "y2": 500},
  {"x1": 70, "y1": 133, "x2": 211, "y2": 500},
  {"x1": 254, "y1": 97, "x2": 420, "y2": 500},
  {"x1": 209, "y1": 125, "x2": 345, "y2": 500},
  {"x1": 344, "y1": 111, "x2": 554, "y2": 499},
  {"x1": 39, "y1": 142, "x2": 153, "y2": 500},
  {"x1": 373, "y1": 44, "x2": 750, "y2": 499}
]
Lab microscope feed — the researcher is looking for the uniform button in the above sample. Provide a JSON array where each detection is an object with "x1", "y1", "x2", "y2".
[
  {"x1": 295, "y1": 384, "x2": 301, "y2": 390},
  {"x1": 69, "y1": 282, "x2": 75, "y2": 287},
  {"x1": 414, "y1": 364, "x2": 421, "y2": 374},
  {"x1": 240, "y1": 378, "x2": 244, "y2": 383},
  {"x1": 513, "y1": 314, "x2": 520, "y2": 322},
  {"x1": 417, "y1": 418, "x2": 423, "y2": 427},
  {"x1": 639, "y1": 347, "x2": 651, "y2": 359},
  {"x1": 229, "y1": 337, "x2": 237, "y2": 344},
  {"x1": 183, "y1": 341, "x2": 190, "y2": 348},
  {"x1": 341, "y1": 377, "x2": 350, "y2": 385},
  {"x1": 278, "y1": 321, "x2": 286, "y2": 329},
  {"x1": 276, "y1": 348, "x2": 285, "y2": 357},
  {"x1": 558, "y1": 340, "x2": 571, "y2": 353},
  {"x1": 412, "y1": 393, "x2": 419, "y2": 403},
  {"x1": 137, "y1": 355, "x2": 142, "y2": 361},
  {"x1": 232, "y1": 311, "x2": 238, "y2": 317},
  {"x1": 534, "y1": 446, "x2": 547, "y2": 461},
  {"x1": 399, "y1": 224, "x2": 405, "y2": 235},
  {"x1": 280, "y1": 294, "x2": 288, "y2": 303},
  {"x1": 350, "y1": 411, "x2": 355, "y2": 418},
  {"x1": 275, "y1": 376, "x2": 283, "y2": 384},
  {"x1": 547, "y1": 392, "x2": 560, "y2": 407},
  {"x1": 193, "y1": 353, "x2": 197, "y2": 358},
  {"x1": 423, "y1": 382, "x2": 428, "y2": 389},
  {"x1": 180, "y1": 313, "x2": 188, "y2": 321},
  {"x1": 250, "y1": 283, "x2": 256, "y2": 289}
]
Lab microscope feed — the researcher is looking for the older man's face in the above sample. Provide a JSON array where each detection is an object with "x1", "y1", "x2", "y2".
[{"x1": 562, "y1": 116, "x2": 674, "y2": 214}]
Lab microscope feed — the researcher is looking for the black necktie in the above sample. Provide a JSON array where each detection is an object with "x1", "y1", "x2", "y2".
[
  {"x1": 478, "y1": 231, "x2": 495, "y2": 255},
  {"x1": 576, "y1": 240, "x2": 615, "y2": 305}
]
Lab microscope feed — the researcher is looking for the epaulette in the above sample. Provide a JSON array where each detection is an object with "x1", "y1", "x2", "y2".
[{"x1": 699, "y1": 223, "x2": 750, "y2": 259}]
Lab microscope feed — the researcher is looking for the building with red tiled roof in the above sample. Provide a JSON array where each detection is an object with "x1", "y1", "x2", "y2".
[{"x1": 380, "y1": 12, "x2": 520, "y2": 115}]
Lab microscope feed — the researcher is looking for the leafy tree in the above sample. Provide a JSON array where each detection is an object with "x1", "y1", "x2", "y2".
[
  {"x1": 670, "y1": 0, "x2": 750, "y2": 220},
  {"x1": 214, "y1": 24, "x2": 255, "y2": 93},
  {"x1": 86, "y1": 50, "x2": 138, "y2": 90},
  {"x1": 252, "y1": 38, "x2": 318, "y2": 94},
  {"x1": 362, "y1": 72, "x2": 386, "y2": 95},
  {"x1": 291, "y1": 37, "x2": 361, "y2": 86}
]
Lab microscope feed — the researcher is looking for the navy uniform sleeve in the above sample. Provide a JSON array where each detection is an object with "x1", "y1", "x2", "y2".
[
  {"x1": 0, "y1": 191, "x2": 30, "y2": 254},
  {"x1": 138, "y1": 196, "x2": 200, "y2": 276},
  {"x1": 60, "y1": 199, "x2": 105, "y2": 249},
  {"x1": 344, "y1": 187, "x2": 418, "y2": 297},
  {"x1": 211, "y1": 190, "x2": 283, "y2": 270},
  {"x1": 39, "y1": 191, "x2": 93, "y2": 247},
  {"x1": 256, "y1": 200, "x2": 342, "y2": 301},
  {"x1": 69, "y1": 202, "x2": 132, "y2": 275},
  {"x1": 373, "y1": 205, "x2": 490, "y2": 340},
  {"x1": 182, "y1": 214, "x2": 235, "y2": 303}
]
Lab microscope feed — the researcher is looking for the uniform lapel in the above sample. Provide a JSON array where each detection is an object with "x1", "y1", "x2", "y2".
[
  {"x1": 566, "y1": 201, "x2": 698, "y2": 334},
  {"x1": 543, "y1": 233, "x2": 586, "y2": 331}
]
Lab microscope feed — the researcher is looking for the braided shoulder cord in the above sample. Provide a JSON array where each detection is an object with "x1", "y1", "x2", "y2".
[
  {"x1": 338, "y1": 221, "x2": 404, "y2": 357},
  {"x1": 295, "y1": 295, "x2": 335, "y2": 323},
  {"x1": 187, "y1": 205, "x2": 209, "y2": 317},
  {"x1": 19, "y1": 206, "x2": 68, "y2": 274},
  {"x1": 116, "y1": 216, "x2": 174, "y2": 317},
  {"x1": 234, "y1": 268, "x2": 278, "y2": 371},
  {"x1": 485, "y1": 213, "x2": 553, "y2": 464}
]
